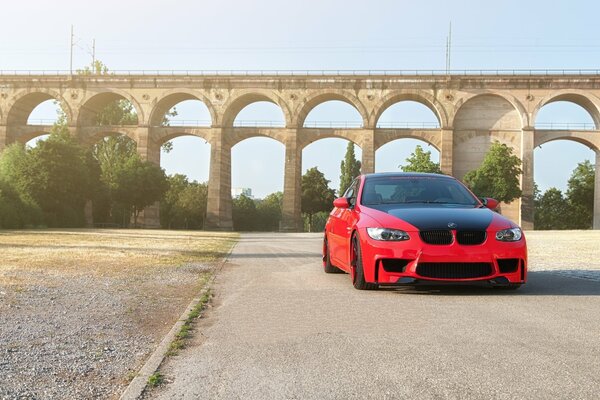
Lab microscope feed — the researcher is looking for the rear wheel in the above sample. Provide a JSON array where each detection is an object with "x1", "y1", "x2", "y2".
[
  {"x1": 323, "y1": 237, "x2": 342, "y2": 273},
  {"x1": 351, "y1": 236, "x2": 378, "y2": 290}
]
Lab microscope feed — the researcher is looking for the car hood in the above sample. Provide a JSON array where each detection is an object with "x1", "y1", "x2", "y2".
[{"x1": 361, "y1": 204, "x2": 496, "y2": 231}]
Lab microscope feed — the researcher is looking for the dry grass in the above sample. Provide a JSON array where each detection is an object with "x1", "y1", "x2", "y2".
[{"x1": 0, "y1": 229, "x2": 238, "y2": 286}]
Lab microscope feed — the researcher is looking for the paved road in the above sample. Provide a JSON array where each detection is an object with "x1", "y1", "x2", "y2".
[{"x1": 151, "y1": 233, "x2": 600, "y2": 399}]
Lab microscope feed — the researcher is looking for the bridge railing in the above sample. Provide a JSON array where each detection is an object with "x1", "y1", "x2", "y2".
[
  {"x1": 535, "y1": 122, "x2": 597, "y2": 130},
  {"x1": 4, "y1": 69, "x2": 600, "y2": 76}
]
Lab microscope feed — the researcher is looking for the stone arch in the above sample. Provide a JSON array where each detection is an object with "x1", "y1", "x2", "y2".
[
  {"x1": 18, "y1": 129, "x2": 53, "y2": 145},
  {"x1": 534, "y1": 131, "x2": 600, "y2": 151},
  {"x1": 154, "y1": 129, "x2": 211, "y2": 147},
  {"x1": 452, "y1": 92, "x2": 526, "y2": 130},
  {"x1": 532, "y1": 90, "x2": 600, "y2": 129},
  {"x1": 299, "y1": 130, "x2": 365, "y2": 150},
  {"x1": 226, "y1": 129, "x2": 287, "y2": 147},
  {"x1": 220, "y1": 91, "x2": 291, "y2": 127},
  {"x1": 294, "y1": 91, "x2": 369, "y2": 128},
  {"x1": 374, "y1": 130, "x2": 442, "y2": 152},
  {"x1": 6, "y1": 89, "x2": 73, "y2": 126},
  {"x1": 77, "y1": 89, "x2": 143, "y2": 127},
  {"x1": 372, "y1": 91, "x2": 448, "y2": 128},
  {"x1": 149, "y1": 90, "x2": 216, "y2": 127},
  {"x1": 82, "y1": 128, "x2": 139, "y2": 148}
]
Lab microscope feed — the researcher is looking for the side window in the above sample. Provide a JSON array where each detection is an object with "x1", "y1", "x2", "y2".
[{"x1": 345, "y1": 178, "x2": 360, "y2": 206}]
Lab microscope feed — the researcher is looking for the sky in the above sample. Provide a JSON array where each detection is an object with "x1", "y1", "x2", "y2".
[{"x1": 3, "y1": 0, "x2": 599, "y2": 197}]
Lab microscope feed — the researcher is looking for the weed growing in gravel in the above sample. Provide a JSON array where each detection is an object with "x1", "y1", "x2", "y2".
[
  {"x1": 166, "y1": 288, "x2": 213, "y2": 356},
  {"x1": 147, "y1": 372, "x2": 163, "y2": 387}
]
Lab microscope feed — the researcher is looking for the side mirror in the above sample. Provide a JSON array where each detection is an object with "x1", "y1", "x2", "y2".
[
  {"x1": 481, "y1": 197, "x2": 499, "y2": 210},
  {"x1": 333, "y1": 197, "x2": 350, "y2": 209}
]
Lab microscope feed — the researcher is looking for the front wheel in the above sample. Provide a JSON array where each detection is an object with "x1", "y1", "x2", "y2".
[{"x1": 351, "y1": 236, "x2": 378, "y2": 290}]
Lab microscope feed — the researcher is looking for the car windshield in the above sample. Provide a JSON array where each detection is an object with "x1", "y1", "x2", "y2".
[{"x1": 361, "y1": 176, "x2": 479, "y2": 206}]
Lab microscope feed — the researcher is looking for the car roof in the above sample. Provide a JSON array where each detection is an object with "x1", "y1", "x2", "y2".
[{"x1": 362, "y1": 172, "x2": 455, "y2": 179}]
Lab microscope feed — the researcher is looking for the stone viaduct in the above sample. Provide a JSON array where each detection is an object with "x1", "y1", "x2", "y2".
[{"x1": 1, "y1": 72, "x2": 600, "y2": 230}]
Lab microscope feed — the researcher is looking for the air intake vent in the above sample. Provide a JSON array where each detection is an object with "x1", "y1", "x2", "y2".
[
  {"x1": 497, "y1": 258, "x2": 520, "y2": 273},
  {"x1": 456, "y1": 231, "x2": 486, "y2": 245},
  {"x1": 419, "y1": 230, "x2": 453, "y2": 245},
  {"x1": 416, "y1": 262, "x2": 493, "y2": 279},
  {"x1": 380, "y1": 259, "x2": 411, "y2": 273}
]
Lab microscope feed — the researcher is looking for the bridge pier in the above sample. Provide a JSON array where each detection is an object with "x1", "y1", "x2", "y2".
[
  {"x1": 206, "y1": 130, "x2": 233, "y2": 231},
  {"x1": 361, "y1": 130, "x2": 375, "y2": 174},
  {"x1": 595, "y1": 150, "x2": 600, "y2": 229},
  {"x1": 520, "y1": 129, "x2": 535, "y2": 230},
  {"x1": 281, "y1": 132, "x2": 303, "y2": 232},
  {"x1": 440, "y1": 129, "x2": 453, "y2": 174},
  {"x1": 135, "y1": 127, "x2": 162, "y2": 228},
  {"x1": 0, "y1": 125, "x2": 6, "y2": 152}
]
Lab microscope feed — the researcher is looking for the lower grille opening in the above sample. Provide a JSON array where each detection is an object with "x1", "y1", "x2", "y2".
[
  {"x1": 380, "y1": 259, "x2": 411, "y2": 273},
  {"x1": 420, "y1": 230, "x2": 453, "y2": 245},
  {"x1": 416, "y1": 262, "x2": 493, "y2": 279},
  {"x1": 497, "y1": 258, "x2": 520, "y2": 274}
]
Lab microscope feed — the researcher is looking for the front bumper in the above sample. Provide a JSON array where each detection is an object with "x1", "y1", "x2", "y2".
[{"x1": 359, "y1": 230, "x2": 527, "y2": 285}]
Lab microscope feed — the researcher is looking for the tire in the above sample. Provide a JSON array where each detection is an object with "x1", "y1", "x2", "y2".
[
  {"x1": 323, "y1": 237, "x2": 342, "y2": 273},
  {"x1": 351, "y1": 236, "x2": 378, "y2": 290}
]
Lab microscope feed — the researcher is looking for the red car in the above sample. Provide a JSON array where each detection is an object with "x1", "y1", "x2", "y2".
[{"x1": 323, "y1": 173, "x2": 527, "y2": 290}]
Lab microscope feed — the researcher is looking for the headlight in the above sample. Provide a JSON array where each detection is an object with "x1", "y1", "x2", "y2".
[
  {"x1": 366, "y1": 228, "x2": 410, "y2": 241},
  {"x1": 495, "y1": 228, "x2": 522, "y2": 242}
]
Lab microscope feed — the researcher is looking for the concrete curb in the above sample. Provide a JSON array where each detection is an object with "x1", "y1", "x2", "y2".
[{"x1": 119, "y1": 246, "x2": 235, "y2": 400}]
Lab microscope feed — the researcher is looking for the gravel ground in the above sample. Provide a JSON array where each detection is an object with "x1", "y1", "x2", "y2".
[
  {"x1": 0, "y1": 230, "x2": 236, "y2": 400},
  {"x1": 527, "y1": 230, "x2": 600, "y2": 281}
]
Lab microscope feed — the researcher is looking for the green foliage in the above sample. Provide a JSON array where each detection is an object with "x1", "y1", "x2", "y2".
[
  {"x1": 339, "y1": 142, "x2": 361, "y2": 195},
  {"x1": 112, "y1": 156, "x2": 168, "y2": 227},
  {"x1": 463, "y1": 141, "x2": 522, "y2": 203},
  {"x1": 0, "y1": 178, "x2": 42, "y2": 228},
  {"x1": 401, "y1": 145, "x2": 442, "y2": 174},
  {"x1": 303, "y1": 211, "x2": 329, "y2": 232},
  {"x1": 302, "y1": 167, "x2": 335, "y2": 232},
  {"x1": 533, "y1": 161, "x2": 595, "y2": 230},
  {"x1": 565, "y1": 160, "x2": 594, "y2": 229},
  {"x1": 160, "y1": 174, "x2": 208, "y2": 229},
  {"x1": 22, "y1": 130, "x2": 95, "y2": 227},
  {"x1": 534, "y1": 188, "x2": 569, "y2": 230},
  {"x1": 229, "y1": 192, "x2": 283, "y2": 232},
  {"x1": 232, "y1": 194, "x2": 257, "y2": 231},
  {"x1": 255, "y1": 191, "x2": 283, "y2": 231}
]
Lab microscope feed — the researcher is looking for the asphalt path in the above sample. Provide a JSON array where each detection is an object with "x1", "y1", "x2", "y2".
[{"x1": 150, "y1": 233, "x2": 600, "y2": 400}]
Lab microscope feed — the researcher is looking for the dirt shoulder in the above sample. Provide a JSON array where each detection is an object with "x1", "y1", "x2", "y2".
[{"x1": 0, "y1": 229, "x2": 237, "y2": 400}]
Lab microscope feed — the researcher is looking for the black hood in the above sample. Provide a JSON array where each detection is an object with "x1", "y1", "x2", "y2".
[{"x1": 365, "y1": 204, "x2": 494, "y2": 231}]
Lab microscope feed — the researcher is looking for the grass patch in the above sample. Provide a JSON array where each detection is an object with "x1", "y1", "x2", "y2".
[
  {"x1": 166, "y1": 287, "x2": 213, "y2": 356},
  {"x1": 0, "y1": 229, "x2": 238, "y2": 282},
  {"x1": 147, "y1": 372, "x2": 164, "y2": 387}
]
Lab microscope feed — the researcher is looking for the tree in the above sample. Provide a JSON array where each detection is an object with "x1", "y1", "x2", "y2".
[
  {"x1": 534, "y1": 187, "x2": 569, "y2": 230},
  {"x1": 232, "y1": 194, "x2": 257, "y2": 231},
  {"x1": 302, "y1": 167, "x2": 336, "y2": 232},
  {"x1": 339, "y1": 142, "x2": 361, "y2": 195},
  {"x1": 14, "y1": 125, "x2": 96, "y2": 227},
  {"x1": 463, "y1": 141, "x2": 522, "y2": 203},
  {"x1": 401, "y1": 145, "x2": 442, "y2": 174},
  {"x1": 256, "y1": 192, "x2": 283, "y2": 231},
  {"x1": 112, "y1": 156, "x2": 168, "y2": 227},
  {"x1": 565, "y1": 160, "x2": 595, "y2": 229},
  {"x1": 160, "y1": 175, "x2": 209, "y2": 229}
]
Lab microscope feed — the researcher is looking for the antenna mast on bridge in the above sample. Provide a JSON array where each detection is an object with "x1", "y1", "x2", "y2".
[
  {"x1": 70, "y1": 25, "x2": 74, "y2": 75},
  {"x1": 445, "y1": 22, "x2": 452, "y2": 74}
]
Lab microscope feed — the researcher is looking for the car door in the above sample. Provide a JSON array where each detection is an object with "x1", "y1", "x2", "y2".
[{"x1": 335, "y1": 178, "x2": 361, "y2": 267}]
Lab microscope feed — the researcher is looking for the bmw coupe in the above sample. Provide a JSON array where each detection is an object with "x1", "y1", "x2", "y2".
[{"x1": 323, "y1": 173, "x2": 527, "y2": 290}]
